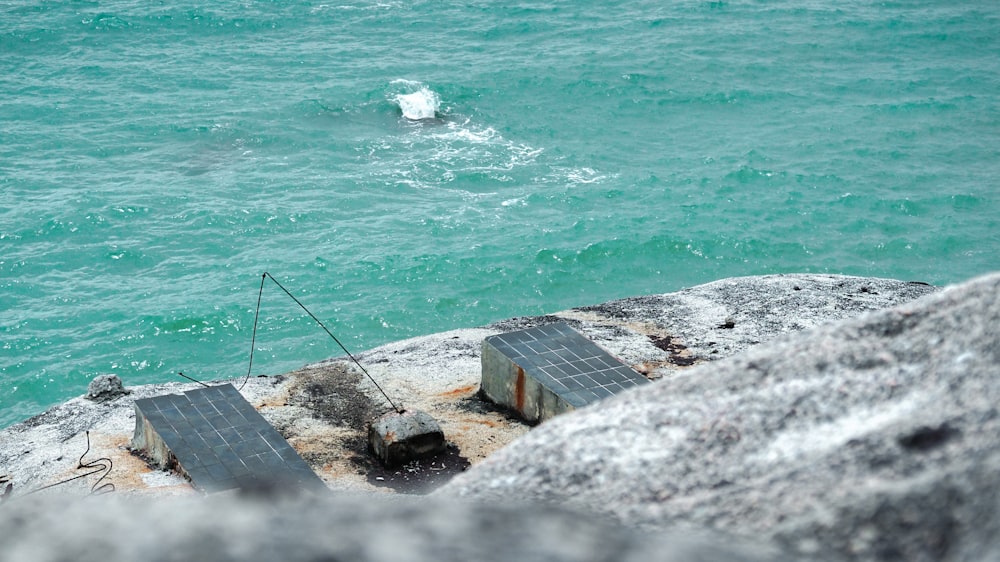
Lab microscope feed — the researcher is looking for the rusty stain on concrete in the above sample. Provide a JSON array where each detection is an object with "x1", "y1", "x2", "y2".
[{"x1": 514, "y1": 366, "x2": 526, "y2": 414}]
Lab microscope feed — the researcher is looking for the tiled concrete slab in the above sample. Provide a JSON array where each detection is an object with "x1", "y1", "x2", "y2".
[
  {"x1": 132, "y1": 384, "x2": 325, "y2": 493},
  {"x1": 481, "y1": 322, "x2": 649, "y2": 423}
]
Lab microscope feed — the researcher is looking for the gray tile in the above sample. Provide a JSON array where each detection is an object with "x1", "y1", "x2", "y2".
[
  {"x1": 591, "y1": 386, "x2": 614, "y2": 399},
  {"x1": 278, "y1": 447, "x2": 303, "y2": 462},
  {"x1": 205, "y1": 462, "x2": 231, "y2": 480},
  {"x1": 222, "y1": 455, "x2": 251, "y2": 476},
  {"x1": 157, "y1": 426, "x2": 181, "y2": 444},
  {"x1": 262, "y1": 455, "x2": 287, "y2": 471},
  {"x1": 161, "y1": 407, "x2": 185, "y2": 423},
  {"x1": 234, "y1": 473, "x2": 260, "y2": 488},
  {"x1": 244, "y1": 455, "x2": 269, "y2": 473},
  {"x1": 250, "y1": 438, "x2": 274, "y2": 456},
  {"x1": 560, "y1": 391, "x2": 591, "y2": 408},
  {"x1": 202, "y1": 478, "x2": 236, "y2": 493},
  {"x1": 590, "y1": 371, "x2": 616, "y2": 385},
  {"x1": 201, "y1": 431, "x2": 226, "y2": 448},
  {"x1": 218, "y1": 426, "x2": 242, "y2": 443},
  {"x1": 184, "y1": 465, "x2": 212, "y2": 483},
  {"x1": 231, "y1": 441, "x2": 255, "y2": 459}
]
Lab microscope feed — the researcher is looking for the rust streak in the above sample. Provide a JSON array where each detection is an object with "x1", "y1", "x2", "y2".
[{"x1": 514, "y1": 366, "x2": 526, "y2": 414}]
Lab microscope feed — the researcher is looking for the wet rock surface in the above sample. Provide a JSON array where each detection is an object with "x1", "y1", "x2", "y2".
[{"x1": 440, "y1": 273, "x2": 1000, "y2": 561}]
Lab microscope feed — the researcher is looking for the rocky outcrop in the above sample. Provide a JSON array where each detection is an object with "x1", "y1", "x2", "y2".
[
  {"x1": 551, "y1": 273, "x2": 936, "y2": 376},
  {"x1": 0, "y1": 492, "x2": 789, "y2": 562},
  {"x1": 0, "y1": 274, "x2": 936, "y2": 498},
  {"x1": 0, "y1": 272, "x2": 953, "y2": 561},
  {"x1": 439, "y1": 273, "x2": 1000, "y2": 561},
  {"x1": 84, "y1": 374, "x2": 130, "y2": 403}
]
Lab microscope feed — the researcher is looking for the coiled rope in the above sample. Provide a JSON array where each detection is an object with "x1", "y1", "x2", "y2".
[{"x1": 25, "y1": 431, "x2": 115, "y2": 496}]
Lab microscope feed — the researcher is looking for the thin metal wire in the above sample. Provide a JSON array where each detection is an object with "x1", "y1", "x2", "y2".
[{"x1": 240, "y1": 272, "x2": 403, "y2": 413}]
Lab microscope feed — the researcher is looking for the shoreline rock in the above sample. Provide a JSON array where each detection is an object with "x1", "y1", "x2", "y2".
[
  {"x1": 84, "y1": 374, "x2": 130, "y2": 403},
  {"x1": 4, "y1": 271, "x2": 979, "y2": 561},
  {"x1": 0, "y1": 273, "x2": 936, "y2": 499},
  {"x1": 439, "y1": 272, "x2": 1000, "y2": 561}
]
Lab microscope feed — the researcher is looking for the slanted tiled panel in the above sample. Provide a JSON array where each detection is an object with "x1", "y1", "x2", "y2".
[
  {"x1": 486, "y1": 321, "x2": 649, "y2": 408},
  {"x1": 134, "y1": 384, "x2": 325, "y2": 494}
]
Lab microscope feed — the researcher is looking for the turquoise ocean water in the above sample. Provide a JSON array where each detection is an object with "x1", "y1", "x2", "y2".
[{"x1": 2, "y1": 0, "x2": 998, "y2": 428}]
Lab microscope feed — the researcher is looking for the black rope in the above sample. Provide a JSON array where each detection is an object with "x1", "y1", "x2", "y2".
[
  {"x1": 239, "y1": 272, "x2": 403, "y2": 413},
  {"x1": 76, "y1": 431, "x2": 115, "y2": 494},
  {"x1": 177, "y1": 371, "x2": 210, "y2": 388},
  {"x1": 25, "y1": 431, "x2": 114, "y2": 496},
  {"x1": 238, "y1": 272, "x2": 267, "y2": 392}
]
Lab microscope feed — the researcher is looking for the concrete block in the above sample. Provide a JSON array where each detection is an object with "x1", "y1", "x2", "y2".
[
  {"x1": 480, "y1": 322, "x2": 648, "y2": 424},
  {"x1": 368, "y1": 410, "x2": 446, "y2": 467},
  {"x1": 130, "y1": 403, "x2": 175, "y2": 470},
  {"x1": 481, "y1": 340, "x2": 573, "y2": 424}
]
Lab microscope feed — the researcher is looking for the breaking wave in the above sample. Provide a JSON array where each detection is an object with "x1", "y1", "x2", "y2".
[{"x1": 391, "y1": 79, "x2": 440, "y2": 120}]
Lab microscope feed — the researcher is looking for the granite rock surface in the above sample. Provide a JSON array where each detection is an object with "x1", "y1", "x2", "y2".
[
  {"x1": 0, "y1": 274, "x2": 936, "y2": 497},
  {"x1": 0, "y1": 491, "x2": 789, "y2": 562},
  {"x1": 0, "y1": 272, "x2": 950, "y2": 561},
  {"x1": 439, "y1": 273, "x2": 1000, "y2": 561}
]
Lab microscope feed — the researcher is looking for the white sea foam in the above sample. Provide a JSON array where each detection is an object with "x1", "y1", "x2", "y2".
[
  {"x1": 363, "y1": 92, "x2": 544, "y2": 192},
  {"x1": 394, "y1": 85, "x2": 440, "y2": 120},
  {"x1": 565, "y1": 167, "x2": 608, "y2": 185}
]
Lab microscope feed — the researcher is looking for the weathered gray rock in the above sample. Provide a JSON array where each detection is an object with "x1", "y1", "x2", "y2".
[
  {"x1": 84, "y1": 374, "x2": 129, "y2": 402},
  {"x1": 369, "y1": 409, "x2": 446, "y2": 467},
  {"x1": 557, "y1": 273, "x2": 938, "y2": 376},
  {"x1": 0, "y1": 274, "x2": 942, "y2": 500},
  {"x1": 0, "y1": 492, "x2": 790, "y2": 562},
  {"x1": 439, "y1": 272, "x2": 1000, "y2": 561}
]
